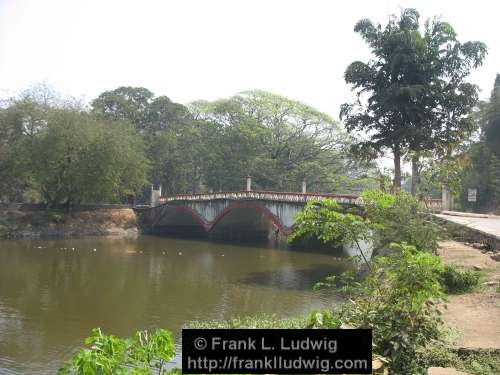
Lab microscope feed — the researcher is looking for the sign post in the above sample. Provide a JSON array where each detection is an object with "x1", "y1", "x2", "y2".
[
  {"x1": 468, "y1": 188, "x2": 477, "y2": 211},
  {"x1": 468, "y1": 188, "x2": 477, "y2": 202}
]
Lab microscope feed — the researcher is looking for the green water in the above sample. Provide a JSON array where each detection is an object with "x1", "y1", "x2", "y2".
[{"x1": 0, "y1": 235, "x2": 349, "y2": 374}]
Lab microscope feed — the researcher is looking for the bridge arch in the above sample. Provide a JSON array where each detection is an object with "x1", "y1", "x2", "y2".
[
  {"x1": 151, "y1": 206, "x2": 208, "y2": 237},
  {"x1": 208, "y1": 203, "x2": 288, "y2": 242}
]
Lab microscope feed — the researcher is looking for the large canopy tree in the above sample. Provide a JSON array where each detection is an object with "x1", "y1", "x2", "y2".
[
  {"x1": 91, "y1": 86, "x2": 202, "y2": 194},
  {"x1": 92, "y1": 88, "x2": 373, "y2": 195},
  {"x1": 190, "y1": 90, "x2": 368, "y2": 192},
  {"x1": 30, "y1": 109, "x2": 148, "y2": 208},
  {"x1": 341, "y1": 8, "x2": 486, "y2": 193},
  {"x1": 91, "y1": 87, "x2": 155, "y2": 132}
]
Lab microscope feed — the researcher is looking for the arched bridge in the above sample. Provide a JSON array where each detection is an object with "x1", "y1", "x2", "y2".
[{"x1": 138, "y1": 191, "x2": 361, "y2": 241}]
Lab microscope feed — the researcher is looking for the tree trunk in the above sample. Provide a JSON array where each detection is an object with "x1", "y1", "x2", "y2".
[
  {"x1": 393, "y1": 146, "x2": 402, "y2": 190},
  {"x1": 411, "y1": 153, "x2": 420, "y2": 196}
]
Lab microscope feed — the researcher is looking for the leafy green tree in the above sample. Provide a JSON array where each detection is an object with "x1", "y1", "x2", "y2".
[
  {"x1": 0, "y1": 106, "x2": 30, "y2": 201},
  {"x1": 29, "y1": 108, "x2": 148, "y2": 208},
  {"x1": 147, "y1": 121, "x2": 207, "y2": 193},
  {"x1": 0, "y1": 89, "x2": 63, "y2": 201},
  {"x1": 92, "y1": 87, "x2": 202, "y2": 195},
  {"x1": 341, "y1": 8, "x2": 486, "y2": 194},
  {"x1": 91, "y1": 87, "x2": 155, "y2": 132},
  {"x1": 147, "y1": 95, "x2": 192, "y2": 134},
  {"x1": 190, "y1": 97, "x2": 266, "y2": 191},
  {"x1": 1, "y1": 86, "x2": 150, "y2": 206},
  {"x1": 192, "y1": 90, "x2": 368, "y2": 192}
]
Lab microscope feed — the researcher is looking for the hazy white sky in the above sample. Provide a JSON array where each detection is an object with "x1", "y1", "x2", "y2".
[{"x1": 0, "y1": 0, "x2": 498, "y2": 118}]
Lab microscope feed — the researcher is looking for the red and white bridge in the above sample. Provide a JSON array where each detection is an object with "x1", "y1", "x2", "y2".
[{"x1": 138, "y1": 190, "x2": 362, "y2": 240}]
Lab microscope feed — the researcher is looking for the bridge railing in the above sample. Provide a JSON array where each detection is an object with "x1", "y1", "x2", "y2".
[{"x1": 157, "y1": 190, "x2": 361, "y2": 205}]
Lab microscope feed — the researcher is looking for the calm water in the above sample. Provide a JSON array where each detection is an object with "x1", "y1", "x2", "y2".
[{"x1": 0, "y1": 235, "x2": 349, "y2": 374}]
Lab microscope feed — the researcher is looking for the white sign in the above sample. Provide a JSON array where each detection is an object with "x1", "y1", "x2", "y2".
[{"x1": 468, "y1": 188, "x2": 477, "y2": 202}]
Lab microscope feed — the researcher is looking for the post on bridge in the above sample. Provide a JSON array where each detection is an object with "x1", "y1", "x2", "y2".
[
  {"x1": 302, "y1": 180, "x2": 307, "y2": 194},
  {"x1": 150, "y1": 184, "x2": 162, "y2": 207},
  {"x1": 246, "y1": 176, "x2": 252, "y2": 191}
]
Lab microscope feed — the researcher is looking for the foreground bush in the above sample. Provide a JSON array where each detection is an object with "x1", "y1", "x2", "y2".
[
  {"x1": 311, "y1": 243, "x2": 445, "y2": 373},
  {"x1": 58, "y1": 328, "x2": 175, "y2": 375}
]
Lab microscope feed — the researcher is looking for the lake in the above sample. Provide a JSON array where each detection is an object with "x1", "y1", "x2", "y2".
[{"x1": 0, "y1": 235, "x2": 349, "y2": 374}]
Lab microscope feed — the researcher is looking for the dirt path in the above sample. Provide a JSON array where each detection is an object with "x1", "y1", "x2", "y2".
[{"x1": 438, "y1": 240, "x2": 500, "y2": 349}]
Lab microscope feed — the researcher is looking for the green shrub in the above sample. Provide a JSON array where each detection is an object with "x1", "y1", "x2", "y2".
[
  {"x1": 440, "y1": 265, "x2": 480, "y2": 293},
  {"x1": 311, "y1": 243, "x2": 445, "y2": 374},
  {"x1": 58, "y1": 328, "x2": 175, "y2": 375}
]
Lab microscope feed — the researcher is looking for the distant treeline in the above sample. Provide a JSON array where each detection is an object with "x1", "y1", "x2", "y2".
[{"x1": 0, "y1": 86, "x2": 377, "y2": 208}]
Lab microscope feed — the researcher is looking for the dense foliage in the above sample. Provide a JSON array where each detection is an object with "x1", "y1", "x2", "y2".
[
  {"x1": 289, "y1": 199, "x2": 371, "y2": 252},
  {"x1": 189, "y1": 90, "x2": 376, "y2": 192},
  {"x1": 0, "y1": 89, "x2": 148, "y2": 207},
  {"x1": 341, "y1": 8, "x2": 486, "y2": 193},
  {"x1": 0, "y1": 86, "x2": 378, "y2": 206}
]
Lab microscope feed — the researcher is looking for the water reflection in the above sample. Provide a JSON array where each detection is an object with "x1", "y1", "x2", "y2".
[
  {"x1": 0, "y1": 236, "x2": 346, "y2": 374},
  {"x1": 239, "y1": 262, "x2": 351, "y2": 290}
]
